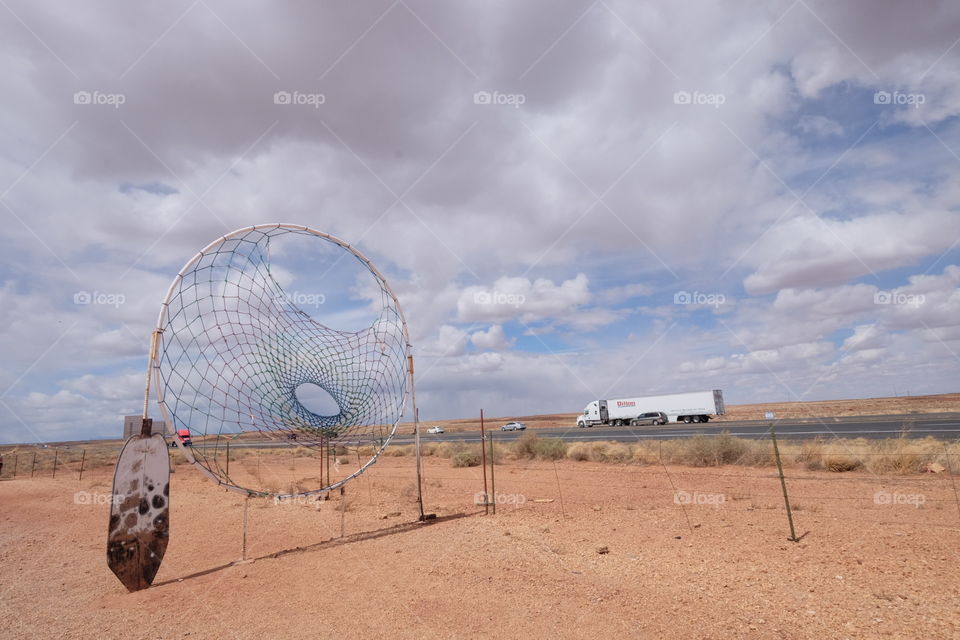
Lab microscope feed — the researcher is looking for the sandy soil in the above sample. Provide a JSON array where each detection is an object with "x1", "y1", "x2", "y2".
[{"x1": 2, "y1": 455, "x2": 958, "y2": 639}]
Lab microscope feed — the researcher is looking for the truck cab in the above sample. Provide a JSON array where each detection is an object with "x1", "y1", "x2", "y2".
[
  {"x1": 170, "y1": 429, "x2": 192, "y2": 447},
  {"x1": 577, "y1": 401, "x2": 603, "y2": 427}
]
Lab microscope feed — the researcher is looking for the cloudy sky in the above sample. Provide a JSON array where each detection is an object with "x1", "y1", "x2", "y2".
[{"x1": 1, "y1": 0, "x2": 959, "y2": 443}]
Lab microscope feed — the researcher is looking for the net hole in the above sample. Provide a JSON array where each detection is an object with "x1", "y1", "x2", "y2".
[{"x1": 294, "y1": 383, "x2": 340, "y2": 417}]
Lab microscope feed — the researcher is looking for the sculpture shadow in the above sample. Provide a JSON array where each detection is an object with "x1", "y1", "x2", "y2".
[{"x1": 152, "y1": 511, "x2": 476, "y2": 587}]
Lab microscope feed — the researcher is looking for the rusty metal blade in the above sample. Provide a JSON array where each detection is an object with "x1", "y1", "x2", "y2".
[{"x1": 107, "y1": 433, "x2": 170, "y2": 592}]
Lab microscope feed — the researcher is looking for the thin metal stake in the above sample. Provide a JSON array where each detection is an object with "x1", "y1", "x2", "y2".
[
  {"x1": 340, "y1": 486, "x2": 346, "y2": 538},
  {"x1": 489, "y1": 429, "x2": 496, "y2": 515},
  {"x1": 12, "y1": 454, "x2": 17, "y2": 478},
  {"x1": 942, "y1": 444, "x2": 960, "y2": 523},
  {"x1": 78, "y1": 449, "x2": 86, "y2": 482},
  {"x1": 771, "y1": 425, "x2": 798, "y2": 542},
  {"x1": 409, "y1": 351, "x2": 425, "y2": 521},
  {"x1": 413, "y1": 406, "x2": 425, "y2": 520},
  {"x1": 31, "y1": 452, "x2": 36, "y2": 478},
  {"x1": 52, "y1": 449, "x2": 58, "y2": 478},
  {"x1": 242, "y1": 495, "x2": 249, "y2": 561},
  {"x1": 226, "y1": 441, "x2": 230, "y2": 478},
  {"x1": 480, "y1": 409, "x2": 489, "y2": 514},
  {"x1": 552, "y1": 461, "x2": 566, "y2": 520},
  {"x1": 660, "y1": 439, "x2": 694, "y2": 534}
]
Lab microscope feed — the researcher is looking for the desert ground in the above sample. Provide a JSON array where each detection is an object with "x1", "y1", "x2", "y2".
[{"x1": 2, "y1": 446, "x2": 959, "y2": 639}]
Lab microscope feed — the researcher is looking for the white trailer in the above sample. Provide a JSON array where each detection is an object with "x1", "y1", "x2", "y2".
[{"x1": 576, "y1": 390, "x2": 725, "y2": 427}]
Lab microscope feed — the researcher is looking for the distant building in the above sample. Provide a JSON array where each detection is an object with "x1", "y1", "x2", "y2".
[{"x1": 122, "y1": 416, "x2": 170, "y2": 439}]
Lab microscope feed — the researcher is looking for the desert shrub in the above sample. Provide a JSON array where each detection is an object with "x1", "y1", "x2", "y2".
[
  {"x1": 418, "y1": 442, "x2": 440, "y2": 457},
  {"x1": 795, "y1": 438, "x2": 825, "y2": 470},
  {"x1": 433, "y1": 442, "x2": 460, "y2": 459},
  {"x1": 587, "y1": 442, "x2": 612, "y2": 461},
  {"x1": 491, "y1": 442, "x2": 511, "y2": 463},
  {"x1": 824, "y1": 455, "x2": 863, "y2": 472},
  {"x1": 713, "y1": 432, "x2": 752, "y2": 464},
  {"x1": 382, "y1": 445, "x2": 413, "y2": 457},
  {"x1": 739, "y1": 440, "x2": 774, "y2": 466},
  {"x1": 662, "y1": 432, "x2": 766, "y2": 467},
  {"x1": 566, "y1": 442, "x2": 591, "y2": 461},
  {"x1": 532, "y1": 437, "x2": 568, "y2": 460},
  {"x1": 513, "y1": 433, "x2": 567, "y2": 460},
  {"x1": 668, "y1": 436, "x2": 710, "y2": 466},
  {"x1": 512, "y1": 432, "x2": 539, "y2": 459},
  {"x1": 865, "y1": 437, "x2": 929, "y2": 474},
  {"x1": 564, "y1": 441, "x2": 631, "y2": 463},
  {"x1": 630, "y1": 444, "x2": 658, "y2": 465},
  {"x1": 452, "y1": 450, "x2": 482, "y2": 467},
  {"x1": 600, "y1": 442, "x2": 632, "y2": 463}
]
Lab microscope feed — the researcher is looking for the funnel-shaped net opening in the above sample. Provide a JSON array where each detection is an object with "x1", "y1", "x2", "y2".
[{"x1": 156, "y1": 226, "x2": 408, "y2": 496}]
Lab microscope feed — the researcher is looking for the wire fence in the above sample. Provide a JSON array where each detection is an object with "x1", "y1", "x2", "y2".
[
  {"x1": 4, "y1": 439, "x2": 960, "y2": 539},
  {"x1": 0, "y1": 447, "x2": 97, "y2": 480},
  {"x1": 390, "y1": 460, "x2": 960, "y2": 535}
]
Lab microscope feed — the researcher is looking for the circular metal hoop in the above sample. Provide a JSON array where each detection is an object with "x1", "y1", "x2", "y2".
[{"x1": 151, "y1": 223, "x2": 413, "y2": 498}]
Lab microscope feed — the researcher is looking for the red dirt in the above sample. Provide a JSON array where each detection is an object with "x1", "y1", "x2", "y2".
[{"x1": 2, "y1": 455, "x2": 958, "y2": 639}]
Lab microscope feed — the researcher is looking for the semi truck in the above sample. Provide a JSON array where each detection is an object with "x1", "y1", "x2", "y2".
[
  {"x1": 169, "y1": 429, "x2": 192, "y2": 447},
  {"x1": 576, "y1": 390, "x2": 725, "y2": 427}
]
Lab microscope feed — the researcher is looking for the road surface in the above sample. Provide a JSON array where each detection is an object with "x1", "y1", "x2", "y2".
[{"x1": 202, "y1": 414, "x2": 960, "y2": 449}]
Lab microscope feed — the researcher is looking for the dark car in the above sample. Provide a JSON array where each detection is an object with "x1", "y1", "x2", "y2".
[{"x1": 630, "y1": 412, "x2": 668, "y2": 426}]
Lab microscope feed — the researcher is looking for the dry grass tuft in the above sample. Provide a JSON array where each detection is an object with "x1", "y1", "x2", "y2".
[
  {"x1": 662, "y1": 432, "x2": 767, "y2": 467},
  {"x1": 512, "y1": 433, "x2": 567, "y2": 460},
  {"x1": 452, "y1": 450, "x2": 482, "y2": 467},
  {"x1": 824, "y1": 455, "x2": 863, "y2": 472}
]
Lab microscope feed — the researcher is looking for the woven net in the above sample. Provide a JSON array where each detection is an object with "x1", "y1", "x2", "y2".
[{"x1": 153, "y1": 225, "x2": 409, "y2": 497}]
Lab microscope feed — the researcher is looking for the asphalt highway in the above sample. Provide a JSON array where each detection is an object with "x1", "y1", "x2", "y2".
[
  {"x1": 404, "y1": 415, "x2": 960, "y2": 444},
  {"x1": 204, "y1": 414, "x2": 960, "y2": 449}
]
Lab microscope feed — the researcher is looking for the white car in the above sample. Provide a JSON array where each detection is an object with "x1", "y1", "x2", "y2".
[
  {"x1": 500, "y1": 421, "x2": 527, "y2": 431},
  {"x1": 427, "y1": 426, "x2": 444, "y2": 434}
]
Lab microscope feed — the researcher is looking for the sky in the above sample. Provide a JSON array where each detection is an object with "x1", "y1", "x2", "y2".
[{"x1": 1, "y1": 0, "x2": 959, "y2": 444}]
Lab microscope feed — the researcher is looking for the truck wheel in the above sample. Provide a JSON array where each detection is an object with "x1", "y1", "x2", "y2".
[
  {"x1": 682, "y1": 416, "x2": 692, "y2": 423},
  {"x1": 691, "y1": 415, "x2": 700, "y2": 423},
  {"x1": 701, "y1": 416, "x2": 710, "y2": 423}
]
